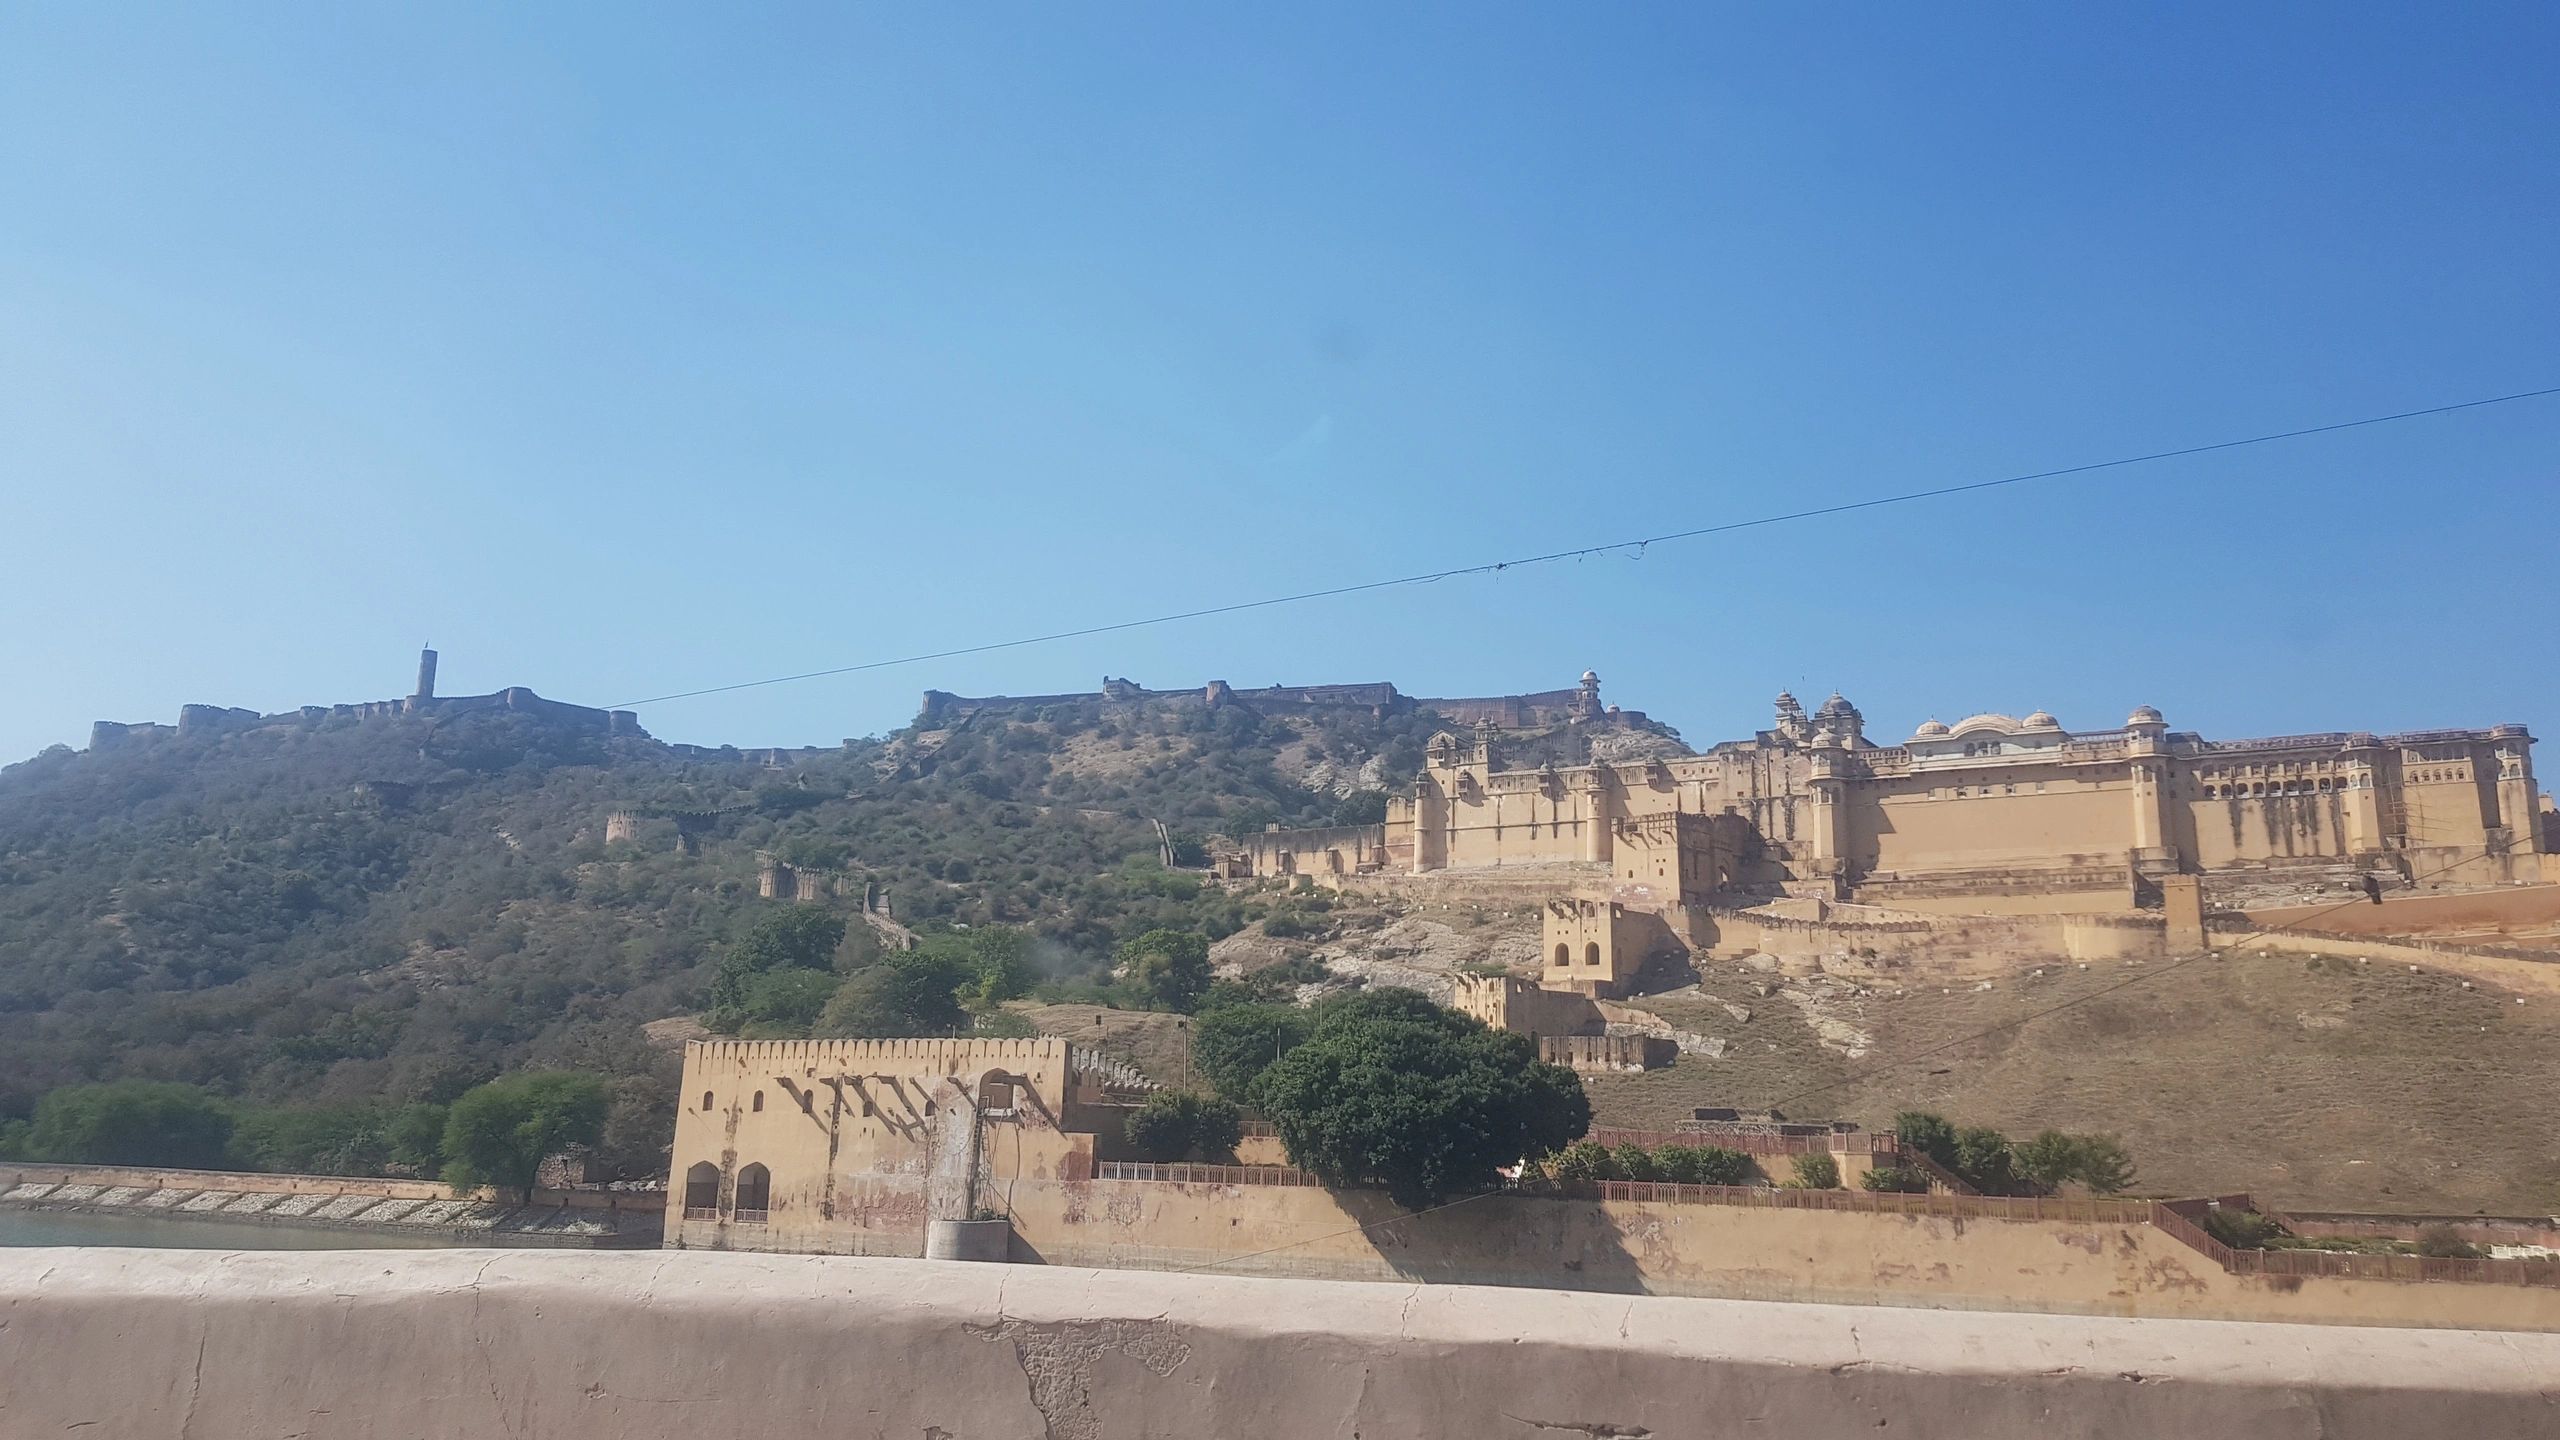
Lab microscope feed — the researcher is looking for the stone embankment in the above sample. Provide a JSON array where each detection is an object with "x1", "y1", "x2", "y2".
[
  {"x1": 0, "y1": 1163, "x2": 659, "y2": 1247},
  {"x1": 6, "y1": 1248, "x2": 2556, "y2": 1439}
]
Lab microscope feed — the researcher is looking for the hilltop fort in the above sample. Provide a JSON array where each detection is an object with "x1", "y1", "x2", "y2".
[
  {"x1": 918, "y1": 669, "x2": 1652, "y2": 732},
  {"x1": 85, "y1": 646, "x2": 646, "y2": 749}
]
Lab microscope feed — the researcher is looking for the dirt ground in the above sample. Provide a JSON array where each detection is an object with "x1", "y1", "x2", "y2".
[
  {"x1": 1588, "y1": 950, "x2": 2560, "y2": 1214},
  {"x1": 1013, "y1": 1002, "x2": 1201, "y2": 1089}
]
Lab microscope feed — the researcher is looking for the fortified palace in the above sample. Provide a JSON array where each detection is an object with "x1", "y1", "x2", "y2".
[{"x1": 1241, "y1": 685, "x2": 2551, "y2": 901}]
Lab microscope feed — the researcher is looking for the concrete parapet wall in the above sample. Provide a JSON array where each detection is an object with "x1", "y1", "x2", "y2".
[
  {"x1": 1001, "y1": 1179, "x2": 2560, "y2": 1331},
  {"x1": 6, "y1": 1248, "x2": 2554, "y2": 1439}
]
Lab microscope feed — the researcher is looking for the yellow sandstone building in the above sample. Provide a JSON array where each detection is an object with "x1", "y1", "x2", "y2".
[{"x1": 1241, "y1": 690, "x2": 2548, "y2": 906}]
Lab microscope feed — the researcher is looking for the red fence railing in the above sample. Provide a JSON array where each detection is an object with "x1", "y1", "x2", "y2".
[
  {"x1": 1592, "y1": 1181, "x2": 2152, "y2": 1223},
  {"x1": 1095, "y1": 1161, "x2": 1320, "y2": 1187}
]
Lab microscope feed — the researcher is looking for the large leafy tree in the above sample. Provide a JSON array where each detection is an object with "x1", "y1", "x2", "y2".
[
  {"x1": 1122, "y1": 1091, "x2": 1243, "y2": 1163},
  {"x1": 1256, "y1": 988, "x2": 1589, "y2": 1209},
  {"x1": 440, "y1": 1071, "x2": 610, "y2": 1200},
  {"x1": 1189, "y1": 1001, "x2": 1310, "y2": 1101},
  {"x1": 710, "y1": 908, "x2": 849, "y2": 1018},
  {"x1": 814, "y1": 950, "x2": 971, "y2": 1038},
  {"x1": 23, "y1": 1080, "x2": 235, "y2": 1169},
  {"x1": 1117, "y1": 928, "x2": 1213, "y2": 1013}
]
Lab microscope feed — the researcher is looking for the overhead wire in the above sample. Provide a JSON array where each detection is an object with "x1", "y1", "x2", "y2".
[{"x1": 606, "y1": 384, "x2": 2560, "y2": 710}]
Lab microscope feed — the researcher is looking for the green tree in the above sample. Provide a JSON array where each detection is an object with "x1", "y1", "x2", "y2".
[
  {"x1": 1860, "y1": 1165, "x2": 1929, "y2": 1194},
  {"x1": 1122, "y1": 1091, "x2": 1244, "y2": 1163},
  {"x1": 1951, "y1": 1126, "x2": 2018, "y2": 1193},
  {"x1": 1893, "y1": 1111, "x2": 1957, "y2": 1167},
  {"x1": 963, "y1": 927, "x2": 1039, "y2": 1009},
  {"x1": 1255, "y1": 987, "x2": 1590, "y2": 1209},
  {"x1": 1189, "y1": 1002, "x2": 1310, "y2": 1101},
  {"x1": 440, "y1": 1071, "x2": 610, "y2": 1201},
  {"x1": 1654, "y1": 1144, "x2": 1753, "y2": 1186},
  {"x1": 1611, "y1": 1142, "x2": 1662, "y2": 1182},
  {"x1": 1789, "y1": 1152, "x2": 1841, "y2": 1190},
  {"x1": 710, "y1": 907, "x2": 849, "y2": 1019},
  {"x1": 384, "y1": 1102, "x2": 449, "y2": 1175},
  {"x1": 25, "y1": 1081, "x2": 234, "y2": 1169},
  {"x1": 2073, "y1": 1135, "x2": 2137, "y2": 1195},
  {"x1": 1117, "y1": 929, "x2": 1213, "y2": 1013},
  {"x1": 814, "y1": 950, "x2": 970, "y2": 1038},
  {"x1": 229, "y1": 1103, "x2": 399, "y2": 1176},
  {"x1": 738, "y1": 968, "x2": 841, "y2": 1033},
  {"x1": 1547, "y1": 1138, "x2": 1615, "y2": 1183}
]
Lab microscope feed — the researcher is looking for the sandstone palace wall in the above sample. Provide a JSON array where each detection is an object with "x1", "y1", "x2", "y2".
[{"x1": 1243, "y1": 693, "x2": 2547, "y2": 902}]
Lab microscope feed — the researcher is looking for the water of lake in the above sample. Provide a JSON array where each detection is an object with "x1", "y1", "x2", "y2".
[{"x1": 0, "y1": 1208, "x2": 477, "y2": 1249}]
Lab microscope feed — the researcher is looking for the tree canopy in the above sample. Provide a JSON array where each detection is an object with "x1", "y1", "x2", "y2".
[
  {"x1": 1117, "y1": 929, "x2": 1213, "y2": 1014},
  {"x1": 22, "y1": 1080, "x2": 235, "y2": 1169},
  {"x1": 1255, "y1": 987, "x2": 1589, "y2": 1209},
  {"x1": 439, "y1": 1070, "x2": 610, "y2": 1198}
]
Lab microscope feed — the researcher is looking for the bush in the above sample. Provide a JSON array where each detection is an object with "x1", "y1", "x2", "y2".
[
  {"x1": 1653, "y1": 1144, "x2": 1753, "y2": 1186},
  {"x1": 1893, "y1": 1111, "x2": 1957, "y2": 1167},
  {"x1": 2415, "y1": 1224, "x2": 2484, "y2": 1260},
  {"x1": 1117, "y1": 929, "x2": 1213, "y2": 1014},
  {"x1": 737, "y1": 968, "x2": 840, "y2": 1031},
  {"x1": 2015, "y1": 1129, "x2": 2138, "y2": 1195},
  {"x1": 1547, "y1": 1139, "x2": 1615, "y2": 1183},
  {"x1": 1122, "y1": 1091, "x2": 1243, "y2": 1163},
  {"x1": 25, "y1": 1081, "x2": 234, "y2": 1169},
  {"x1": 2200, "y1": 1208, "x2": 2283, "y2": 1250},
  {"x1": 1610, "y1": 1142, "x2": 1662, "y2": 1182},
  {"x1": 440, "y1": 1071, "x2": 610, "y2": 1201},
  {"x1": 1860, "y1": 1165, "x2": 1930, "y2": 1194},
  {"x1": 815, "y1": 950, "x2": 971, "y2": 1038},
  {"x1": 1951, "y1": 1126, "x2": 2017, "y2": 1193},
  {"x1": 1790, "y1": 1152, "x2": 1841, "y2": 1190}
]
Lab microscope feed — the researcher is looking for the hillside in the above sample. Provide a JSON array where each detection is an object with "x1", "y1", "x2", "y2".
[{"x1": 0, "y1": 691, "x2": 1477, "y2": 1122}]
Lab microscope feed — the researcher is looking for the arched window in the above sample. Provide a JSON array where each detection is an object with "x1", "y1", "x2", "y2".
[
  {"x1": 700, "y1": 1090, "x2": 714, "y2": 1111},
  {"x1": 978, "y1": 1073, "x2": 1017, "y2": 1114},
  {"x1": 1585, "y1": 942, "x2": 1602, "y2": 968},
  {"x1": 683, "y1": 1162, "x2": 719, "y2": 1220},
  {"x1": 1552, "y1": 943, "x2": 1570, "y2": 968},
  {"x1": 734, "y1": 1163, "x2": 771, "y2": 1223},
  {"x1": 752, "y1": 1091, "x2": 765, "y2": 1112}
]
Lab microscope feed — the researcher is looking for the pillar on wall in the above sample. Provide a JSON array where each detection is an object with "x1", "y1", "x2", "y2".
[
  {"x1": 1411, "y1": 776, "x2": 1446, "y2": 873},
  {"x1": 2123, "y1": 706, "x2": 2175, "y2": 870},
  {"x1": 2491, "y1": 727, "x2": 2542, "y2": 855},
  {"x1": 2160, "y1": 874, "x2": 2205, "y2": 953},
  {"x1": 1574, "y1": 769, "x2": 1614, "y2": 864},
  {"x1": 2339, "y1": 739, "x2": 2386, "y2": 855}
]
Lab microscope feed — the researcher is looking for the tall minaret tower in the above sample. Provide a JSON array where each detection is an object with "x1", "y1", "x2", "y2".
[{"x1": 414, "y1": 644, "x2": 439, "y2": 702}]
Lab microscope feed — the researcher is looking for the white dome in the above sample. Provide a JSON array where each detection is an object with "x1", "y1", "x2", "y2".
[
  {"x1": 2126, "y1": 704, "x2": 2164, "y2": 726},
  {"x1": 2023, "y1": 710, "x2": 2061, "y2": 730},
  {"x1": 1911, "y1": 719, "x2": 1951, "y2": 740}
]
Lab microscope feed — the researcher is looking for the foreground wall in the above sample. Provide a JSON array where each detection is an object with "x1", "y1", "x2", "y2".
[{"x1": 6, "y1": 1248, "x2": 2556, "y2": 1440}]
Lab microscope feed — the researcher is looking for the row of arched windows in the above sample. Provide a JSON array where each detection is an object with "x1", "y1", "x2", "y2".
[
  {"x1": 683, "y1": 1161, "x2": 770, "y2": 1224},
  {"x1": 2205, "y1": 777, "x2": 2342, "y2": 798}
]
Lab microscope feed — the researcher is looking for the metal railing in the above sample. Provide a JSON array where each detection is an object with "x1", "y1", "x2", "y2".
[
  {"x1": 682, "y1": 1204, "x2": 718, "y2": 1222},
  {"x1": 732, "y1": 1207, "x2": 769, "y2": 1226},
  {"x1": 1096, "y1": 1161, "x2": 1320, "y2": 1187},
  {"x1": 1593, "y1": 1181, "x2": 2151, "y2": 1223}
]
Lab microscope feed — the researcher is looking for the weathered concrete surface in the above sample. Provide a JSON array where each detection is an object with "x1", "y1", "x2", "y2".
[{"x1": 4, "y1": 1248, "x2": 2555, "y2": 1438}]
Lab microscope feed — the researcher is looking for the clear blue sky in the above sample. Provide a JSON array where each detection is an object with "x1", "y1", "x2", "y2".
[{"x1": 5, "y1": 4, "x2": 2555, "y2": 763}]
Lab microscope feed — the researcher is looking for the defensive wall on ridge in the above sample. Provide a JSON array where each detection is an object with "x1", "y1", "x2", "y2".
[{"x1": 13, "y1": 1248, "x2": 2557, "y2": 1440}]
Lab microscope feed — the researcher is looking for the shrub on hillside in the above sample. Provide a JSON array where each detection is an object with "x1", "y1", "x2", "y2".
[
  {"x1": 24, "y1": 1081, "x2": 235, "y2": 1170},
  {"x1": 2200, "y1": 1208, "x2": 2283, "y2": 1250},
  {"x1": 1860, "y1": 1165, "x2": 1930, "y2": 1194},
  {"x1": 1652, "y1": 1144, "x2": 1753, "y2": 1186},
  {"x1": 1789, "y1": 1152, "x2": 1841, "y2": 1190}
]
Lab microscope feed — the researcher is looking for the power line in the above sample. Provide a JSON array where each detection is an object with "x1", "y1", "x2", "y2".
[
  {"x1": 607, "y1": 384, "x2": 2560, "y2": 710},
  {"x1": 1764, "y1": 839, "x2": 2530, "y2": 1113}
]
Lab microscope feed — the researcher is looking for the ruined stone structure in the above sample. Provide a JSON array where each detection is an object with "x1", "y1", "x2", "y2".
[
  {"x1": 1246, "y1": 693, "x2": 2549, "y2": 903},
  {"x1": 917, "y1": 668, "x2": 1650, "y2": 731},
  {"x1": 87, "y1": 647, "x2": 644, "y2": 750}
]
